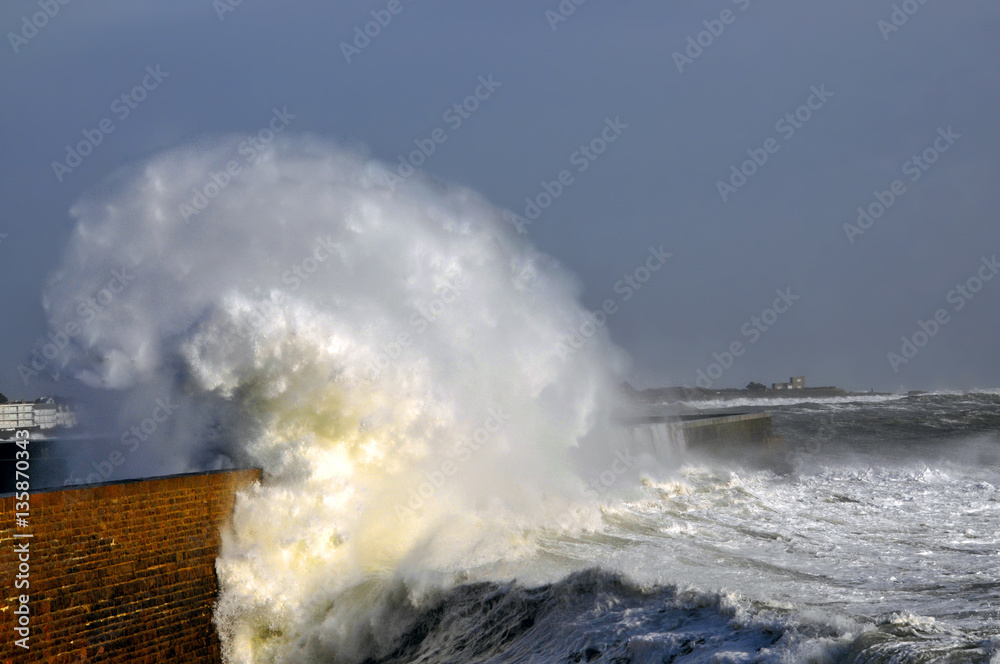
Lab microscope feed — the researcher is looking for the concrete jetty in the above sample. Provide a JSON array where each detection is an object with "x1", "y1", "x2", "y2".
[{"x1": 627, "y1": 411, "x2": 775, "y2": 447}]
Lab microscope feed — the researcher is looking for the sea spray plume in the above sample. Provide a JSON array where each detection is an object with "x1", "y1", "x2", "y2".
[{"x1": 42, "y1": 135, "x2": 658, "y2": 663}]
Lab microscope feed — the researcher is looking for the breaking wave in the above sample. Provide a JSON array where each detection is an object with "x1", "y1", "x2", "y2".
[{"x1": 43, "y1": 136, "x2": 666, "y2": 662}]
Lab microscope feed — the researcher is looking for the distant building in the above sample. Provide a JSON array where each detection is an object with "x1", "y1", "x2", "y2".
[
  {"x1": 0, "y1": 402, "x2": 35, "y2": 430},
  {"x1": 772, "y1": 376, "x2": 806, "y2": 390},
  {"x1": 0, "y1": 398, "x2": 76, "y2": 431}
]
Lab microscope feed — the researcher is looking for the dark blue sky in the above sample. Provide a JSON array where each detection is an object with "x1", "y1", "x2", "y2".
[{"x1": 2, "y1": 0, "x2": 999, "y2": 398}]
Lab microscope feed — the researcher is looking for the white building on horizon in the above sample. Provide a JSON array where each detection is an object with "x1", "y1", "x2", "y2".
[
  {"x1": 0, "y1": 398, "x2": 77, "y2": 431},
  {"x1": 772, "y1": 376, "x2": 806, "y2": 390}
]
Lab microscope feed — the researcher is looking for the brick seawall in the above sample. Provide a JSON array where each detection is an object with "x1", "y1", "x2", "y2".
[{"x1": 1, "y1": 468, "x2": 260, "y2": 663}]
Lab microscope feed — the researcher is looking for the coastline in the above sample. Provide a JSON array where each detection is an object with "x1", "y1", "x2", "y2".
[{"x1": 625, "y1": 384, "x2": 894, "y2": 403}]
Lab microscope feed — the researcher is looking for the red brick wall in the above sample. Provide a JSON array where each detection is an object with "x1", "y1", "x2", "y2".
[{"x1": 1, "y1": 468, "x2": 260, "y2": 664}]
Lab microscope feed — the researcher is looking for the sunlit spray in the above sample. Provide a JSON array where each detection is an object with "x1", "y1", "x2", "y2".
[{"x1": 42, "y1": 136, "x2": 668, "y2": 663}]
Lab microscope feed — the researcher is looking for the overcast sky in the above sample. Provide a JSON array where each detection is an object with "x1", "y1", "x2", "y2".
[{"x1": 1, "y1": 0, "x2": 998, "y2": 399}]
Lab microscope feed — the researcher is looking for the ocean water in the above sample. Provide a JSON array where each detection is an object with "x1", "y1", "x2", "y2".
[
  {"x1": 38, "y1": 139, "x2": 999, "y2": 663},
  {"x1": 228, "y1": 391, "x2": 1000, "y2": 664}
]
